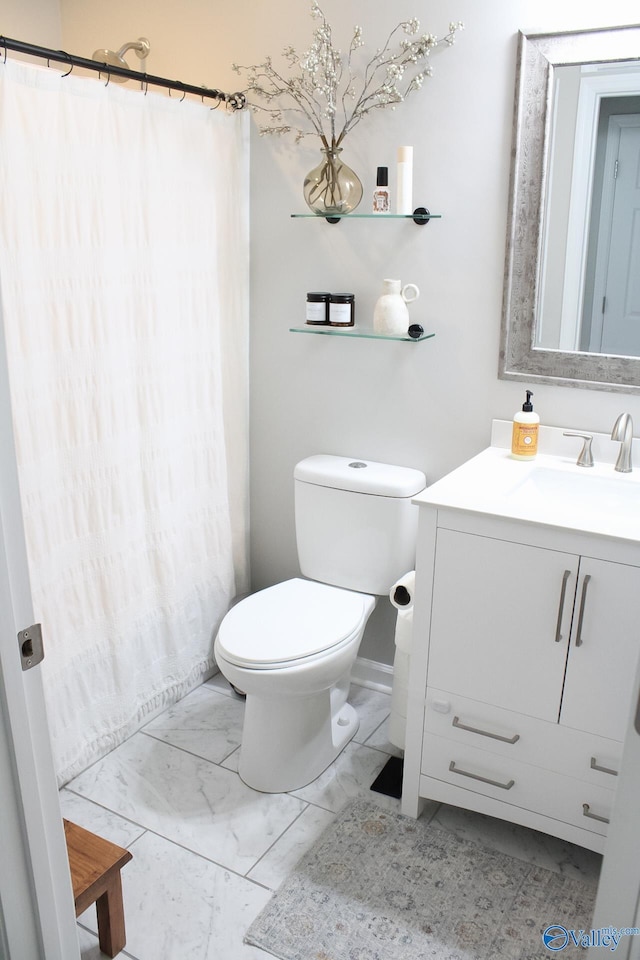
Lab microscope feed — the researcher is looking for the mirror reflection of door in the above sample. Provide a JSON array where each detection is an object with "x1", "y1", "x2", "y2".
[
  {"x1": 536, "y1": 63, "x2": 640, "y2": 357},
  {"x1": 583, "y1": 113, "x2": 640, "y2": 355}
]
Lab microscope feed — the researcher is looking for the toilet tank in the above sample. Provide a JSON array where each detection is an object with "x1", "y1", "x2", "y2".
[{"x1": 294, "y1": 455, "x2": 427, "y2": 596}]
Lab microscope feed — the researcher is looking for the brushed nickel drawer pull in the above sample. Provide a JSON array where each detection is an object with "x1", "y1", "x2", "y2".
[
  {"x1": 448, "y1": 760, "x2": 515, "y2": 790},
  {"x1": 590, "y1": 756, "x2": 618, "y2": 777},
  {"x1": 555, "y1": 570, "x2": 572, "y2": 642},
  {"x1": 452, "y1": 715, "x2": 520, "y2": 744},
  {"x1": 575, "y1": 574, "x2": 592, "y2": 647},
  {"x1": 582, "y1": 802, "x2": 610, "y2": 825}
]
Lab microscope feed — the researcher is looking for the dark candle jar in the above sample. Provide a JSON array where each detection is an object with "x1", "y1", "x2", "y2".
[
  {"x1": 306, "y1": 292, "x2": 331, "y2": 325},
  {"x1": 329, "y1": 293, "x2": 355, "y2": 327}
]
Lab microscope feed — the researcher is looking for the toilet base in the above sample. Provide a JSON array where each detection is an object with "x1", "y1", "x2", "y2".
[{"x1": 238, "y1": 687, "x2": 360, "y2": 793}]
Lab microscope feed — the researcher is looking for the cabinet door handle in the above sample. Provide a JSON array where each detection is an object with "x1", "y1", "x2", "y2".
[
  {"x1": 582, "y1": 802, "x2": 610, "y2": 825},
  {"x1": 452, "y1": 715, "x2": 520, "y2": 744},
  {"x1": 448, "y1": 760, "x2": 515, "y2": 790},
  {"x1": 590, "y1": 756, "x2": 618, "y2": 777},
  {"x1": 575, "y1": 574, "x2": 592, "y2": 646},
  {"x1": 555, "y1": 569, "x2": 572, "y2": 642}
]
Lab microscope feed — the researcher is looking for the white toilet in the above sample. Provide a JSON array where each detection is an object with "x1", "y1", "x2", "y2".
[{"x1": 214, "y1": 454, "x2": 426, "y2": 793}]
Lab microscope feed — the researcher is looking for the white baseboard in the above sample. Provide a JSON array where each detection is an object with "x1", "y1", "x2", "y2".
[{"x1": 351, "y1": 656, "x2": 393, "y2": 695}]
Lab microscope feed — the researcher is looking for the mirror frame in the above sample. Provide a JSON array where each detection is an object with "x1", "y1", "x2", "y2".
[{"x1": 499, "y1": 25, "x2": 640, "y2": 393}]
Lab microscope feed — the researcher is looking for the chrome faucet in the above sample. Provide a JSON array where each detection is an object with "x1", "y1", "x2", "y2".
[
  {"x1": 611, "y1": 413, "x2": 634, "y2": 473},
  {"x1": 563, "y1": 432, "x2": 594, "y2": 467}
]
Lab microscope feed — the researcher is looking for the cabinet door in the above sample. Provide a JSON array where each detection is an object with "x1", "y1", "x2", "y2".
[
  {"x1": 428, "y1": 529, "x2": 578, "y2": 721},
  {"x1": 560, "y1": 557, "x2": 640, "y2": 742}
]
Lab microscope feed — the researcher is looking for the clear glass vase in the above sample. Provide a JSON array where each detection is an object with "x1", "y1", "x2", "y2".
[{"x1": 303, "y1": 147, "x2": 363, "y2": 217}]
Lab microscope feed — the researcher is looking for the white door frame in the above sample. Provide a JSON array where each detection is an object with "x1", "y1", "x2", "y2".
[
  {"x1": 589, "y1": 649, "x2": 640, "y2": 958},
  {"x1": 0, "y1": 297, "x2": 79, "y2": 958}
]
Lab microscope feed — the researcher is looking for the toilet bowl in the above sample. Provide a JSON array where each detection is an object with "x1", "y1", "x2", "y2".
[{"x1": 214, "y1": 578, "x2": 376, "y2": 793}]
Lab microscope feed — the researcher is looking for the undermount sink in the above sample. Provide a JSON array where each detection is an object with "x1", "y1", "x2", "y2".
[
  {"x1": 412, "y1": 422, "x2": 640, "y2": 543},
  {"x1": 504, "y1": 464, "x2": 640, "y2": 520}
]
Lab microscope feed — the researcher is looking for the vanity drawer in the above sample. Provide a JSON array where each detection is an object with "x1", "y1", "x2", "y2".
[
  {"x1": 424, "y1": 687, "x2": 622, "y2": 787},
  {"x1": 422, "y1": 732, "x2": 615, "y2": 837}
]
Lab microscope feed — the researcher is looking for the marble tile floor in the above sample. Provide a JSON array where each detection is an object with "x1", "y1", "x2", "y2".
[{"x1": 60, "y1": 674, "x2": 602, "y2": 960}]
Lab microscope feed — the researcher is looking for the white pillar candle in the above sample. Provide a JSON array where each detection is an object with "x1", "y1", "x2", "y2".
[{"x1": 396, "y1": 145, "x2": 413, "y2": 215}]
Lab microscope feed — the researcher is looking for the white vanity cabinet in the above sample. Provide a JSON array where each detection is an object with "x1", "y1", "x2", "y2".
[
  {"x1": 402, "y1": 501, "x2": 640, "y2": 854},
  {"x1": 428, "y1": 529, "x2": 640, "y2": 742}
]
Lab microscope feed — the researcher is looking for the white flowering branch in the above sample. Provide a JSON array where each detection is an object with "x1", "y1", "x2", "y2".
[{"x1": 232, "y1": 2, "x2": 463, "y2": 151}]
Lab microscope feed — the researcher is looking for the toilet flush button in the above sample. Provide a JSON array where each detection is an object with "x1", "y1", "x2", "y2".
[
  {"x1": 348, "y1": 461, "x2": 367, "y2": 469},
  {"x1": 337, "y1": 715, "x2": 349, "y2": 726}
]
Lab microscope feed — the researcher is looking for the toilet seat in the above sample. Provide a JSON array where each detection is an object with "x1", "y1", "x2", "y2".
[{"x1": 216, "y1": 578, "x2": 371, "y2": 669}]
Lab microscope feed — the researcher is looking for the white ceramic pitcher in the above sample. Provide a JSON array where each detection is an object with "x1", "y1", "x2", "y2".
[{"x1": 373, "y1": 279, "x2": 420, "y2": 336}]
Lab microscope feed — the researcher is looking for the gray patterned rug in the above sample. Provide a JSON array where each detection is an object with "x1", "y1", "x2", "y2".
[{"x1": 245, "y1": 799, "x2": 598, "y2": 960}]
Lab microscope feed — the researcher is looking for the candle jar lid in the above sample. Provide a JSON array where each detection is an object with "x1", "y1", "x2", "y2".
[
  {"x1": 307, "y1": 291, "x2": 332, "y2": 301},
  {"x1": 330, "y1": 293, "x2": 355, "y2": 302}
]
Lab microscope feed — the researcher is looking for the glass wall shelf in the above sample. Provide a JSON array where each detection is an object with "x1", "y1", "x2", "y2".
[
  {"x1": 291, "y1": 210, "x2": 440, "y2": 226},
  {"x1": 290, "y1": 326, "x2": 434, "y2": 343}
]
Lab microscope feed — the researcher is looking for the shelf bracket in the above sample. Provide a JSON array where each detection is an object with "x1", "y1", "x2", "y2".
[
  {"x1": 313, "y1": 206, "x2": 433, "y2": 225},
  {"x1": 412, "y1": 207, "x2": 431, "y2": 225}
]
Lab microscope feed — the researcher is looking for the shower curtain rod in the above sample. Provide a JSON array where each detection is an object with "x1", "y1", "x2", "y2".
[{"x1": 0, "y1": 35, "x2": 246, "y2": 110}]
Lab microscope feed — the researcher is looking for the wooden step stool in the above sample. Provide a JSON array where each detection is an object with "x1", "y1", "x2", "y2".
[{"x1": 64, "y1": 819, "x2": 133, "y2": 958}]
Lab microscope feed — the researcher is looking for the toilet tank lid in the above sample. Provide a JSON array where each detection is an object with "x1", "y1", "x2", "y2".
[{"x1": 294, "y1": 455, "x2": 426, "y2": 497}]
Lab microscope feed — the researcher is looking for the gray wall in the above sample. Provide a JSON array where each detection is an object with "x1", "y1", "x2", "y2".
[
  {"x1": 246, "y1": 0, "x2": 640, "y2": 664},
  {"x1": 1, "y1": 0, "x2": 61, "y2": 44},
  {"x1": 22, "y1": 0, "x2": 640, "y2": 665}
]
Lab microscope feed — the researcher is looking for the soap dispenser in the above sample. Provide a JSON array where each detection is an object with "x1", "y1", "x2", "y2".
[{"x1": 511, "y1": 390, "x2": 539, "y2": 460}]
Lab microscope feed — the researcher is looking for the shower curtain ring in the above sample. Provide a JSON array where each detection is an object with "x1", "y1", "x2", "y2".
[
  {"x1": 2, "y1": 40, "x2": 7, "y2": 65},
  {"x1": 105, "y1": 69, "x2": 110, "y2": 87},
  {"x1": 179, "y1": 90, "x2": 186, "y2": 103},
  {"x1": 60, "y1": 52, "x2": 73, "y2": 78}
]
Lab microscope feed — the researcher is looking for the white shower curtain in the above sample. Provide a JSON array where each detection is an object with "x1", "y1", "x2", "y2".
[{"x1": 0, "y1": 59, "x2": 249, "y2": 784}]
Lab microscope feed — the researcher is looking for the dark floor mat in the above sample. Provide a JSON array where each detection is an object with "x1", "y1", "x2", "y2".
[{"x1": 369, "y1": 755, "x2": 404, "y2": 798}]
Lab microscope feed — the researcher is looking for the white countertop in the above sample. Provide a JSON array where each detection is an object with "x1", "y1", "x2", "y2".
[{"x1": 413, "y1": 421, "x2": 640, "y2": 543}]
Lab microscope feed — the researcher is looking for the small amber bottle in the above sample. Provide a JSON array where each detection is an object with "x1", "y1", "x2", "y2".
[{"x1": 373, "y1": 167, "x2": 390, "y2": 213}]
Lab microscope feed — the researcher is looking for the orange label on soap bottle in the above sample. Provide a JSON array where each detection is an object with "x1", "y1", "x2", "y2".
[{"x1": 511, "y1": 422, "x2": 538, "y2": 457}]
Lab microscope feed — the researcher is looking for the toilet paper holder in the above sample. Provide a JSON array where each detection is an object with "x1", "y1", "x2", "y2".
[{"x1": 393, "y1": 584, "x2": 412, "y2": 606}]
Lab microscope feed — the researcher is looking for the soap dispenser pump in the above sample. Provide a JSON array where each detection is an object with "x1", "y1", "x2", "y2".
[{"x1": 511, "y1": 390, "x2": 539, "y2": 460}]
